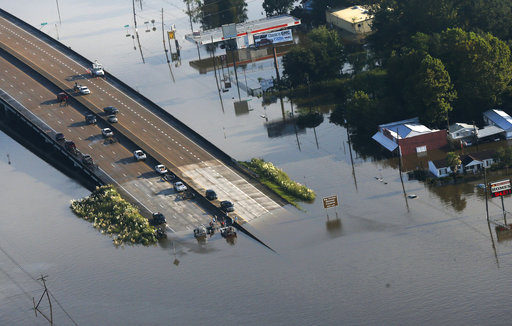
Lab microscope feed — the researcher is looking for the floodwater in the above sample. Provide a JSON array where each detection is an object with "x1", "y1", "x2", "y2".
[{"x1": 2, "y1": 1, "x2": 512, "y2": 325}]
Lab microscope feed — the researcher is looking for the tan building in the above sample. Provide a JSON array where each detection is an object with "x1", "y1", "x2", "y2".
[{"x1": 326, "y1": 5, "x2": 373, "y2": 35}]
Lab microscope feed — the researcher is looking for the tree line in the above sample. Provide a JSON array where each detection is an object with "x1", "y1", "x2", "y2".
[{"x1": 281, "y1": 0, "x2": 512, "y2": 134}]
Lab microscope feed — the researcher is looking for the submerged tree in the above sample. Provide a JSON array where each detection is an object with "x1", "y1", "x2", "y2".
[
  {"x1": 446, "y1": 151, "x2": 461, "y2": 175},
  {"x1": 263, "y1": 0, "x2": 295, "y2": 16},
  {"x1": 199, "y1": 0, "x2": 248, "y2": 29}
]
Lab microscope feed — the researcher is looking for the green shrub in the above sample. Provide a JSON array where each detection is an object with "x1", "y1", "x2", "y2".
[
  {"x1": 70, "y1": 185, "x2": 156, "y2": 246},
  {"x1": 243, "y1": 158, "x2": 316, "y2": 202}
]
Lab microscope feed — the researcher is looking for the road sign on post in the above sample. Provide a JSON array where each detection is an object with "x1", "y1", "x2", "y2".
[{"x1": 322, "y1": 195, "x2": 339, "y2": 209}]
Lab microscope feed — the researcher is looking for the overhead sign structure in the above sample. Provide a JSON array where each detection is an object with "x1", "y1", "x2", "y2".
[
  {"x1": 322, "y1": 195, "x2": 339, "y2": 209},
  {"x1": 490, "y1": 179, "x2": 512, "y2": 198}
]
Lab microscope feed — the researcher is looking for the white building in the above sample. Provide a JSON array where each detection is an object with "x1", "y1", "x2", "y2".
[{"x1": 326, "y1": 5, "x2": 373, "y2": 35}]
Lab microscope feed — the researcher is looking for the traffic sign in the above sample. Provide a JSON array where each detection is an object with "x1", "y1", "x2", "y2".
[{"x1": 322, "y1": 195, "x2": 339, "y2": 209}]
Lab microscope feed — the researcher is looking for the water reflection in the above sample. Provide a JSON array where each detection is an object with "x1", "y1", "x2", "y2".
[
  {"x1": 426, "y1": 182, "x2": 476, "y2": 212},
  {"x1": 325, "y1": 217, "x2": 342, "y2": 237}
]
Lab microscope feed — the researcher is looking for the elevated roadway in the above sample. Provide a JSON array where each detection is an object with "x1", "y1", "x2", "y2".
[{"x1": 0, "y1": 11, "x2": 283, "y2": 232}]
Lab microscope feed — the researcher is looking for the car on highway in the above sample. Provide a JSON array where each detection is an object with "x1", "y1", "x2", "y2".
[
  {"x1": 104, "y1": 106, "x2": 119, "y2": 114},
  {"x1": 85, "y1": 114, "x2": 97, "y2": 124},
  {"x1": 151, "y1": 212, "x2": 166, "y2": 225},
  {"x1": 205, "y1": 189, "x2": 217, "y2": 200},
  {"x1": 174, "y1": 181, "x2": 187, "y2": 192},
  {"x1": 220, "y1": 200, "x2": 234, "y2": 212},
  {"x1": 81, "y1": 153, "x2": 93, "y2": 165},
  {"x1": 101, "y1": 128, "x2": 113, "y2": 137},
  {"x1": 107, "y1": 115, "x2": 118, "y2": 123},
  {"x1": 154, "y1": 164, "x2": 168, "y2": 175},
  {"x1": 133, "y1": 150, "x2": 146, "y2": 161},
  {"x1": 55, "y1": 132, "x2": 65, "y2": 141},
  {"x1": 78, "y1": 85, "x2": 90, "y2": 95}
]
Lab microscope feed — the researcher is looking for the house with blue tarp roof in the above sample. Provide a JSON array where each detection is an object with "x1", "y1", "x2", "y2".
[
  {"x1": 372, "y1": 117, "x2": 448, "y2": 156},
  {"x1": 483, "y1": 109, "x2": 512, "y2": 139}
]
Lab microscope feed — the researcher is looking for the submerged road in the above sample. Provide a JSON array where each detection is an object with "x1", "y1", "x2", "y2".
[{"x1": 0, "y1": 12, "x2": 283, "y2": 232}]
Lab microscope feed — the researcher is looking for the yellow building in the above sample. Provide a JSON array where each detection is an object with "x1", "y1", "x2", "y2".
[{"x1": 326, "y1": 5, "x2": 373, "y2": 35}]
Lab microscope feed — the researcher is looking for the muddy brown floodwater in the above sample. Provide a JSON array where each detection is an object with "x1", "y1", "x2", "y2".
[{"x1": 2, "y1": 1, "x2": 512, "y2": 325}]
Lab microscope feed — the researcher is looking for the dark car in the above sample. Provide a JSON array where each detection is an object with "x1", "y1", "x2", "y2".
[
  {"x1": 64, "y1": 140, "x2": 76, "y2": 152},
  {"x1": 55, "y1": 133, "x2": 65, "y2": 141},
  {"x1": 85, "y1": 114, "x2": 97, "y2": 124},
  {"x1": 205, "y1": 189, "x2": 217, "y2": 200},
  {"x1": 220, "y1": 200, "x2": 234, "y2": 212},
  {"x1": 152, "y1": 212, "x2": 166, "y2": 225},
  {"x1": 81, "y1": 153, "x2": 93, "y2": 165},
  {"x1": 103, "y1": 106, "x2": 119, "y2": 114}
]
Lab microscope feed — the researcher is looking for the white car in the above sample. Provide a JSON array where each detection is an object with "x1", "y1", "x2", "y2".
[
  {"x1": 133, "y1": 150, "x2": 146, "y2": 161},
  {"x1": 155, "y1": 164, "x2": 168, "y2": 175},
  {"x1": 173, "y1": 181, "x2": 187, "y2": 192},
  {"x1": 78, "y1": 85, "x2": 90, "y2": 95},
  {"x1": 101, "y1": 128, "x2": 113, "y2": 137}
]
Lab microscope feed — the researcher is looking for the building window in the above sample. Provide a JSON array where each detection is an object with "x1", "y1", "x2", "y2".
[
  {"x1": 439, "y1": 168, "x2": 447, "y2": 175},
  {"x1": 416, "y1": 145, "x2": 427, "y2": 153}
]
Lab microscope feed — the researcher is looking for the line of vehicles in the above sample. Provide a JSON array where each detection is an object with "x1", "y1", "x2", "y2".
[{"x1": 53, "y1": 60, "x2": 238, "y2": 240}]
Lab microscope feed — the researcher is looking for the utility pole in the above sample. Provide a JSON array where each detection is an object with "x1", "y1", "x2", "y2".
[
  {"x1": 272, "y1": 46, "x2": 280, "y2": 82},
  {"x1": 33, "y1": 275, "x2": 53, "y2": 325},
  {"x1": 161, "y1": 9, "x2": 174, "y2": 82},
  {"x1": 132, "y1": 0, "x2": 145, "y2": 64},
  {"x1": 55, "y1": 0, "x2": 62, "y2": 25}
]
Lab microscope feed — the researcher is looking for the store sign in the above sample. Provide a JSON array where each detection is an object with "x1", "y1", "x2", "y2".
[
  {"x1": 253, "y1": 29, "x2": 293, "y2": 45},
  {"x1": 490, "y1": 179, "x2": 512, "y2": 198}
]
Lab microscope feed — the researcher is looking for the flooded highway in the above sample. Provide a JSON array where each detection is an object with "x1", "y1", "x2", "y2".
[{"x1": 2, "y1": 1, "x2": 512, "y2": 325}]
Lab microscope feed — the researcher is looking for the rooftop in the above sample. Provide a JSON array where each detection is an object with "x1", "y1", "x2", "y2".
[
  {"x1": 328, "y1": 5, "x2": 373, "y2": 23},
  {"x1": 484, "y1": 109, "x2": 512, "y2": 131}
]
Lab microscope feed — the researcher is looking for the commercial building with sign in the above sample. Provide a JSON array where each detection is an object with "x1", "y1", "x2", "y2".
[{"x1": 184, "y1": 15, "x2": 300, "y2": 49}]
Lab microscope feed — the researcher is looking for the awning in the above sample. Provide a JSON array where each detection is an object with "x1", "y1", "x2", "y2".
[{"x1": 372, "y1": 132, "x2": 398, "y2": 152}]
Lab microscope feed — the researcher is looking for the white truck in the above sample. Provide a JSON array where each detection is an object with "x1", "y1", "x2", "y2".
[{"x1": 91, "y1": 60, "x2": 104, "y2": 77}]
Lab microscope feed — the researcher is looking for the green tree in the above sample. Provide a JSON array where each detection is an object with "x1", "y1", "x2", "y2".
[
  {"x1": 369, "y1": 0, "x2": 459, "y2": 60},
  {"x1": 343, "y1": 91, "x2": 378, "y2": 132},
  {"x1": 495, "y1": 147, "x2": 512, "y2": 170},
  {"x1": 433, "y1": 28, "x2": 512, "y2": 121},
  {"x1": 282, "y1": 47, "x2": 316, "y2": 87},
  {"x1": 200, "y1": 0, "x2": 247, "y2": 29},
  {"x1": 282, "y1": 26, "x2": 345, "y2": 86},
  {"x1": 446, "y1": 151, "x2": 461, "y2": 174},
  {"x1": 387, "y1": 50, "x2": 456, "y2": 126},
  {"x1": 263, "y1": 0, "x2": 295, "y2": 16},
  {"x1": 457, "y1": 0, "x2": 512, "y2": 43}
]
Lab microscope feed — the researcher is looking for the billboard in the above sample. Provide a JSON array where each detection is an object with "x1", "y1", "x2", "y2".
[
  {"x1": 490, "y1": 179, "x2": 512, "y2": 198},
  {"x1": 253, "y1": 29, "x2": 293, "y2": 46}
]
